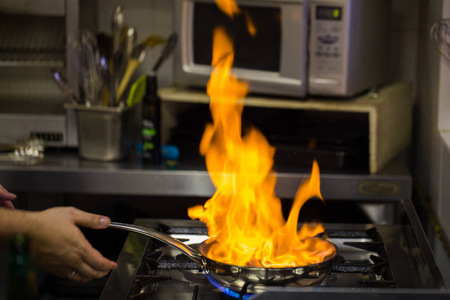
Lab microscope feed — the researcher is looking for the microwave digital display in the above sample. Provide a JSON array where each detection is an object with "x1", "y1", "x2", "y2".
[
  {"x1": 316, "y1": 6, "x2": 342, "y2": 20},
  {"x1": 193, "y1": 3, "x2": 281, "y2": 72}
]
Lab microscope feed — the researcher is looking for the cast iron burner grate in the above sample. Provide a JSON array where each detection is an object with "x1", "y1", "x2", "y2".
[{"x1": 126, "y1": 225, "x2": 398, "y2": 299}]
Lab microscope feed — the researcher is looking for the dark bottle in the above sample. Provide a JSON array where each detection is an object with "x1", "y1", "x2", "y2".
[
  {"x1": 141, "y1": 72, "x2": 161, "y2": 164},
  {"x1": 7, "y1": 234, "x2": 37, "y2": 300}
]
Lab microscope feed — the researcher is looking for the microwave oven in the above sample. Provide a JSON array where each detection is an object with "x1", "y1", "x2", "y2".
[{"x1": 173, "y1": 0, "x2": 390, "y2": 98}]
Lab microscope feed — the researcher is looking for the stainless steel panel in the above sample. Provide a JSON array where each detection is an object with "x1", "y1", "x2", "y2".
[
  {"x1": 0, "y1": 153, "x2": 411, "y2": 199},
  {"x1": 0, "y1": 0, "x2": 79, "y2": 147},
  {"x1": 308, "y1": 0, "x2": 390, "y2": 97},
  {"x1": 0, "y1": 113, "x2": 66, "y2": 146}
]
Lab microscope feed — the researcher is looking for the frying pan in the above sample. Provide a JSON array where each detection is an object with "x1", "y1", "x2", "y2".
[{"x1": 109, "y1": 222, "x2": 336, "y2": 293}]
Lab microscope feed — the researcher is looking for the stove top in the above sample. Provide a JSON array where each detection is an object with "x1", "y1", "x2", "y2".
[{"x1": 100, "y1": 199, "x2": 449, "y2": 300}]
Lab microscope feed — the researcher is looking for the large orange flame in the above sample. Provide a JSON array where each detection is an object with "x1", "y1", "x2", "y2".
[
  {"x1": 188, "y1": 6, "x2": 335, "y2": 269},
  {"x1": 215, "y1": 0, "x2": 257, "y2": 37},
  {"x1": 215, "y1": 0, "x2": 240, "y2": 17}
]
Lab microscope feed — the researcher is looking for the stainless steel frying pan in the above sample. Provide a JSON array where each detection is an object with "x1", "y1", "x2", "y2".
[{"x1": 109, "y1": 222, "x2": 336, "y2": 293}]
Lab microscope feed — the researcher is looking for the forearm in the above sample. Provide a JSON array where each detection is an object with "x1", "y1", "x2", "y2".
[
  {"x1": 0, "y1": 207, "x2": 37, "y2": 239},
  {"x1": 0, "y1": 206, "x2": 117, "y2": 281}
]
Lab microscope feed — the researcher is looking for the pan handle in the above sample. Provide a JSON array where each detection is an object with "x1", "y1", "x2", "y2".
[{"x1": 109, "y1": 222, "x2": 205, "y2": 267}]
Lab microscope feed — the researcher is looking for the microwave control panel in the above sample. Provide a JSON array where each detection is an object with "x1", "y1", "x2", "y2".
[
  {"x1": 309, "y1": 5, "x2": 345, "y2": 77},
  {"x1": 308, "y1": 0, "x2": 389, "y2": 97}
]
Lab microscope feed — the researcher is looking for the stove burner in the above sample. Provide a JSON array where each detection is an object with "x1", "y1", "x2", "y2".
[
  {"x1": 101, "y1": 202, "x2": 449, "y2": 300},
  {"x1": 158, "y1": 260, "x2": 199, "y2": 270},
  {"x1": 205, "y1": 273, "x2": 253, "y2": 300},
  {"x1": 125, "y1": 223, "x2": 401, "y2": 299},
  {"x1": 343, "y1": 241, "x2": 384, "y2": 252}
]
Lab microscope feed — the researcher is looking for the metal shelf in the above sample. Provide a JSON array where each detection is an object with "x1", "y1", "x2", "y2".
[
  {"x1": 0, "y1": 14, "x2": 66, "y2": 67},
  {"x1": 0, "y1": 150, "x2": 411, "y2": 200},
  {"x1": 159, "y1": 82, "x2": 413, "y2": 174},
  {"x1": 0, "y1": 50, "x2": 65, "y2": 67}
]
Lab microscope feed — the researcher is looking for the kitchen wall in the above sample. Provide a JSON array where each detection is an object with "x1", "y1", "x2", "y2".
[
  {"x1": 1, "y1": 1, "x2": 448, "y2": 299},
  {"x1": 90, "y1": 0, "x2": 174, "y2": 88},
  {"x1": 414, "y1": 0, "x2": 450, "y2": 282}
]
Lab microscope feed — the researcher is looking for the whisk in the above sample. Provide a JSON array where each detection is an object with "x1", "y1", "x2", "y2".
[
  {"x1": 68, "y1": 30, "x2": 104, "y2": 106},
  {"x1": 430, "y1": 18, "x2": 450, "y2": 60}
]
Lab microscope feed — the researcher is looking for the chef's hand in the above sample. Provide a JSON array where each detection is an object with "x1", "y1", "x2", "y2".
[
  {"x1": 0, "y1": 184, "x2": 16, "y2": 209},
  {"x1": 28, "y1": 207, "x2": 118, "y2": 282}
]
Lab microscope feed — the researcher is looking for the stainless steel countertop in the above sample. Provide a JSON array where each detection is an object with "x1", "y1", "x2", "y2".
[{"x1": 0, "y1": 150, "x2": 411, "y2": 200}]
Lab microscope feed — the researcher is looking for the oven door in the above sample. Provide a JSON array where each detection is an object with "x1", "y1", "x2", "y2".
[{"x1": 173, "y1": 0, "x2": 309, "y2": 98}]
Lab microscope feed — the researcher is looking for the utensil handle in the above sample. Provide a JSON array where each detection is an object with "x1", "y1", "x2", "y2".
[
  {"x1": 152, "y1": 32, "x2": 178, "y2": 72},
  {"x1": 109, "y1": 222, "x2": 205, "y2": 266},
  {"x1": 116, "y1": 60, "x2": 138, "y2": 101},
  {"x1": 51, "y1": 69, "x2": 79, "y2": 104}
]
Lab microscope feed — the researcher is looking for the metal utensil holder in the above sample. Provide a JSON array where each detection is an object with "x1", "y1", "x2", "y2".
[{"x1": 65, "y1": 103, "x2": 138, "y2": 161}]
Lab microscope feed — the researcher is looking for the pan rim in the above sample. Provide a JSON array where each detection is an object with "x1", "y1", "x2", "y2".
[{"x1": 197, "y1": 239, "x2": 338, "y2": 270}]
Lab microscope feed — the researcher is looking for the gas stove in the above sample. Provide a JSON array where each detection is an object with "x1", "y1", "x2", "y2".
[{"x1": 100, "y1": 199, "x2": 449, "y2": 300}]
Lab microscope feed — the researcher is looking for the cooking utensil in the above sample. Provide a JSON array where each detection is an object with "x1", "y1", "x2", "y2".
[
  {"x1": 69, "y1": 30, "x2": 103, "y2": 106},
  {"x1": 51, "y1": 69, "x2": 80, "y2": 104},
  {"x1": 109, "y1": 222, "x2": 336, "y2": 292},
  {"x1": 120, "y1": 26, "x2": 137, "y2": 58},
  {"x1": 116, "y1": 35, "x2": 165, "y2": 102},
  {"x1": 97, "y1": 33, "x2": 113, "y2": 63},
  {"x1": 112, "y1": 5, "x2": 124, "y2": 55},
  {"x1": 110, "y1": 49, "x2": 127, "y2": 106},
  {"x1": 65, "y1": 103, "x2": 134, "y2": 161},
  {"x1": 126, "y1": 74, "x2": 146, "y2": 107},
  {"x1": 99, "y1": 56, "x2": 112, "y2": 106},
  {"x1": 130, "y1": 35, "x2": 166, "y2": 63},
  {"x1": 81, "y1": 30, "x2": 103, "y2": 106},
  {"x1": 430, "y1": 18, "x2": 450, "y2": 60},
  {"x1": 152, "y1": 32, "x2": 178, "y2": 72}
]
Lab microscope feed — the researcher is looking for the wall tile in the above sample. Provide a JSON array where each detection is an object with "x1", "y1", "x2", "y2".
[
  {"x1": 416, "y1": 0, "x2": 441, "y2": 128},
  {"x1": 95, "y1": 0, "x2": 174, "y2": 87},
  {"x1": 389, "y1": 31, "x2": 417, "y2": 96}
]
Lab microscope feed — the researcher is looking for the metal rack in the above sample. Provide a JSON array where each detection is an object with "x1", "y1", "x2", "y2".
[
  {"x1": 0, "y1": 14, "x2": 66, "y2": 67},
  {"x1": 0, "y1": 0, "x2": 80, "y2": 147}
]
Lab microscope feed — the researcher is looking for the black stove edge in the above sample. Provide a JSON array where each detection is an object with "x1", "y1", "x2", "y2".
[
  {"x1": 252, "y1": 287, "x2": 450, "y2": 300},
  {"x1": 401, "y1": 198, "x2": 448, "y2": 288}
]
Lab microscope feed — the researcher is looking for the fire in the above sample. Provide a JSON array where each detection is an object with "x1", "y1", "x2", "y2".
[
  {"x1": 188, "y1": 2, "x2": 335, "y2": 268},
  {"x1": 244, "y1": 12, "x2": 257, "y2": 37},
  {"x1": 215, "y1": 0, "x2": 257, "y2": 37},
  {"x1": 215, "y1": 0, "x2": 240, "y2": 17}
]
